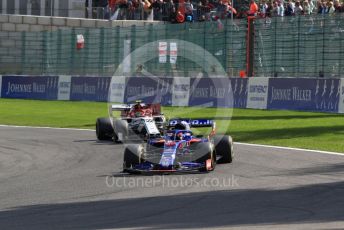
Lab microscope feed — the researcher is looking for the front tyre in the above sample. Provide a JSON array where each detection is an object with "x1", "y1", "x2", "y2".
[
  {"x1": 194, "y1": 142, "x2": 216, "y2": 172},
  {"x1": 123, "y1": 144, "x2": 144, "y2": 172}
]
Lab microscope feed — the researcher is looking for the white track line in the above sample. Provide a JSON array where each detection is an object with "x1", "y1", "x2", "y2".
[
  {"x1": 0, "y1": 124, "x2": 94, "y2": 132},
  {"x1": 235, "y1": 142, "x2": 344, "y2": 156},
  {"x1": 0, "y1": 124, "x2": 343, "y2": 156}
]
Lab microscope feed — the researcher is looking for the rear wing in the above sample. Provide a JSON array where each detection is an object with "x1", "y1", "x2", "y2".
[
  {"x1": 110, "y1": 104, "x2": 131, "y2": 111},
  {"x1": 168, "y1": 119, "x2": 214, "y2": 128}
]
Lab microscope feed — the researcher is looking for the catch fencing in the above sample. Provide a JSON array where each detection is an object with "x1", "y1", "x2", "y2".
[
  {"x1": 254, "y1": 14, "x2": 344, "y2": 78},
  {"x1": 0, "y1": 19, "x2": 247, "y2": 77},
  {"x1": 1, "y1": 14, "x2": 344, "y2": 78}
]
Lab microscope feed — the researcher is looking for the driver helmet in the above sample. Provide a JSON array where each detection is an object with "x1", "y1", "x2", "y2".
[
  {"x1": 174, "y1": 121, "x2": 190, "y2": 131},
  {"x1": 176, "y1": 132, "x2": 184, "y2": 141}
]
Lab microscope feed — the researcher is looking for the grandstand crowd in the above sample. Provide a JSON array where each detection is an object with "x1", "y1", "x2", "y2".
[{"x1": 87, "y1": 0, "x2": 344, "y2": 22}]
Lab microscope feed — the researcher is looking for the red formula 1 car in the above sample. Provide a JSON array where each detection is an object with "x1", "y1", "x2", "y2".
[{"x1": 96, "y1": 101, "x2": 166, "y2": 143}]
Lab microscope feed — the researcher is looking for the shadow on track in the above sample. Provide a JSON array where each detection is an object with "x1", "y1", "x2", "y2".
[{"x1": 1, "y1": 180, "x2": 343, "y2": 229}]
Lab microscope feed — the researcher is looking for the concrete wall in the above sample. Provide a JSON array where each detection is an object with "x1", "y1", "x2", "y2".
[{"x1": 0, "y1": 14, "x2": 162, "y2": 32}]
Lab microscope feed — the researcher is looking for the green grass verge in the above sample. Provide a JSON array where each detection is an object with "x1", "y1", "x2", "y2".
[{"x1": 0, "y1": 98, "x2": 343, "y2": 153}]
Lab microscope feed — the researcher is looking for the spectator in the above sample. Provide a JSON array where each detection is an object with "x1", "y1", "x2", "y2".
[
  {"x1": 109, "y1": 0, "x2": 117, "y2": 10},
  {"x1": 131, "y1": 0, "x2": 144, "y2": 20},
  {"x1": 217, "y1": 0, "x2": 229, "y2": 19},
  {"x1": 227, "y1": 1, "x2": 237, "y2": 18},
  {"x1": 294, "y1": 0, "x2": 303, "y2": 15},
  {"x1": 85, "y1": 0, "x2": 89, "y2": 18},
  {"x1": 334, "y1": 0, "x2": 344, "y2": 12},
  {"x1": 162, "y1": 0, "x2": 176, "y2": 21},
  {"x1": 185, "y1": 0, "x2": 194, "y2": 21},
  {"x1": 285, "y1": 0, "x2": 295, "y2": 16},
  {"x1": 248, "y1": 0, "x2": 259, "y2": 16},
  {"x1": 143, "y1": 0, "x2": 153, "y2": 20},
  {"x1": 327, "y1": 1, "x2": 335, "y2": 14},
  {"x1": 309, "y1": 0, "x2": 316, "y2": 13},
  {"x1": 271, "y1": 1, "x2": 279, "y2": 17},
  {"x1": 303, "y1": 0, "x2": 312, "y2": 14},
  {"x1": 277, "y1": 1, "x2": 284, "y2": 16},
  {"x1": 259, "y1": 0, "x2": 269, "y2": 17},
  {"x1": 317, "y1": 0, "x2": 327, "y2": 14},
  {"x1": 117, "y1": 0, "x2": 129, "y2": 20},
  {"x1": 152, "y1": 0, "x2": 163, "y2": 20},
  {"x1": 202, "y1": 0, "x2": 215, "y2": 20},
  {"x1": 108, "y1": 0, "x2": 118, "y2": 19},
  {"x1": 169, "y1": 5, "x2": 177, "y2": 23}
]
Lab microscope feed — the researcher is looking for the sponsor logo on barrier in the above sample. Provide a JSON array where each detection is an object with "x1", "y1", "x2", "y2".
[
  {"x1": 124, "y1": 77, "x2": 159, "y2": 103},
  {"x1": 247, "y1": 77, "x2": 269, "y2": 109},
  {"x1": 5, "y1": 81, "x2": 47, "y2": 95},
  {"x1": 70, "y1": 77, "x2": 111, "y2": 102},
  {"x1": 1, "y1": 76, "x2": 58, "y2": 100},
  {"x1": 270, "y1": 87, "x2": 312, "y2": 102},
  {"x1": 189, "y1": 78, "x2": 233, "y2": 108},
  {"x1": 58, "y1": 75, "x2": 71, "y2": 100},
  {"x1": 109, "y1": 76, "x2": 126, "y2": 103},
  {"x1": 339, "y1": 78, "x2": 344, "y2": 113},
  {"x1": 231, "y1": 78, "x2": 248, "y2": 108},
  {"x1": 172, "y1": 77, "x2": 190, "y2": 107},
  {"x1": 268, "y1": 78, "x2": 340, "y2": 112}
]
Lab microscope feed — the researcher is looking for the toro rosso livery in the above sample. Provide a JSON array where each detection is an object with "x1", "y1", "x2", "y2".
[
  {"x1": 123, "y1": 118, "x2": 234, "y2": 173},
  {"x1": 96, "y1": 101, "x2": 166, "y2": 142}
]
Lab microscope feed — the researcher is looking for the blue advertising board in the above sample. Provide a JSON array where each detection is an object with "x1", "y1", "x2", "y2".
[
  {"x1": 1, "y1": 75, "x2": 58, "y2": 100},
  {"x1": 268, "y1": 78, "x2": 340, "y2": 112},
  {"x1": 124, "y1": 77, "x2": 159, "y2": 104},
  {"x1": 231, "y1": 78, "x2": 248, "y2": 108},
  {"x1": 188, "y1": 77, "x2": 233, "y2": 108},
  {"x1": 70, "y1": 77, "x2": 111, "y2": 102}
]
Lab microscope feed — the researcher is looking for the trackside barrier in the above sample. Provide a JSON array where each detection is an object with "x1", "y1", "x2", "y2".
[
  {"x1": 0, "y1": 75, "x2": 343, "y2": 113},
  {"x1": 1, "y1": 76, "x2": 59, "y2": 100}
]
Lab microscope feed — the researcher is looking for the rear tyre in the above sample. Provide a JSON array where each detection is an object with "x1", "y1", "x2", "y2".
[
  {"x1": 96, "y1": 117, "x2": 113, "y2": 141},
  {"x1": 194, "y1": 142, "x2": 216, "y2": 172},
  {"x1": 214, "y1": 135, "x2": 234, "y2": 163},
  {"x1": 123, "y1": 144, "x2": 144, "y2": 172}
]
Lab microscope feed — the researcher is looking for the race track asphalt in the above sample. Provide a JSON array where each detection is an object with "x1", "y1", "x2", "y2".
[{"x1": 0, "y1": 126, "x2": 343, "y2": 230}]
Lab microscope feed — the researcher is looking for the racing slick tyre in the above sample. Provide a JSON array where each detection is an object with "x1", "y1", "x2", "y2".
[
  {"x1": 96, "y1": 117, "x2": 114, "y2": 141},
  {"x1": 114, "y1": 119, "x2": 129, "y2": 143},
  {"x1": 214, "y1": 135, "x2": 234, "y2": 163},
  {"x1": 195, "y1": 142, "x2": 216, "y2": 172},
  {"x1": 123, "y1": 144, "x2": 144, "y2": 173}
]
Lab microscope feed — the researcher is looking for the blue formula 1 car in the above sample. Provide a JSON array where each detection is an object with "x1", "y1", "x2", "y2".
[{"x1": 122, "y1": 119, "x2": 234, "y2": 174}]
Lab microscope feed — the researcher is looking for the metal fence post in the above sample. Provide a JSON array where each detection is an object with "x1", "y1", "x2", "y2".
[
  {"x1": 99, "y1": 27, "x2": 105, "y2": 76},
  {"x1": 42, "y1": 30, "x2": 48, "y2": 75},
  {"x1": 273, "y1": 18, "x2": 277, "y2": 77},
  {"x1": 70, "y1": 28, "x2": 76, "y2": 75},
  {"x1": 130, "y1": 25, "x2": 136, "y2": 74},
  {"x1": 297, "y1": 16, "x2": 300, "y2": 77},
  {"x1": 83, "y1": 28, "x2": 90, "y2": 75},
  {"x1": 21, "y1": 31, "x2": 26, "y2": 75},
  {"x1": 57, "y1": 29, "x2": 62, "y2": 75},
  {"x1": 114, "y1": 26, "x2": 120, "y2": 73}
]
